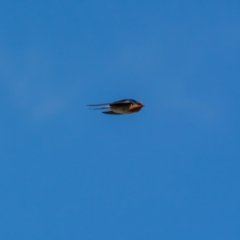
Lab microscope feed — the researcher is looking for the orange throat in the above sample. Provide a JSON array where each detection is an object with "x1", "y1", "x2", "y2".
[{"x1": 129, "y1": 104, "x2": 142, "y2": 113}]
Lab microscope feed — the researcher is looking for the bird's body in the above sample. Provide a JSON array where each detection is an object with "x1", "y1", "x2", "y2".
[{"x1": 87, "y1": 99, "x2": 144, "y2": 115}]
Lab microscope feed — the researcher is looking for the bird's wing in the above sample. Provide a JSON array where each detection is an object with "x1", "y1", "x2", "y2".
[
  {"x1": 88, "y1": 99, "x2": 137, "y2": 107},
  {"x1": 102, "y1": 111, "x2": 123, "y2": 115},
  {"x1": 89, "y1": 106, "x2": 109, "y2": 110},
  {"x1": 87, "y1": 103, "x2": 110, "y2": 106},
  {"x1": 111, "y1": 99, "x2": 138, "y2": 105}
]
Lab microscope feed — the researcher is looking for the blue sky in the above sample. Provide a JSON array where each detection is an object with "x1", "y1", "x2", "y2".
[{"x1": 1, "y1": 1, "x2": 240, "y2": 239}]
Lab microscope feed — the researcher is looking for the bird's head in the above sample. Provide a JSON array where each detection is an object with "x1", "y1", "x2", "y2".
[{"x1": 137, "y1": 102, "x2": 144, "y2": 108}]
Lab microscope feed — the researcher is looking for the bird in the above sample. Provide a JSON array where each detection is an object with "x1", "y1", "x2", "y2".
[{"x1": 87, "y1": 99, "x2": 144, "y2": 115}]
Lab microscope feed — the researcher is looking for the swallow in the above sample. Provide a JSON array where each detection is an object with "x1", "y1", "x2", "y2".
[{"x1": 87, "y1": 99, "x2": 144, "y2": 115}]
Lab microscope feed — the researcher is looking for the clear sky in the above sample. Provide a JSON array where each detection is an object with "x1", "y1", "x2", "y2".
[{"x1": 1, "y1": 1, "x2": 240, "y2": 239}]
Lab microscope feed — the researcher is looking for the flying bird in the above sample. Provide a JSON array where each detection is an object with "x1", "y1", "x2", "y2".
[{"x1": 87, "y1": 99, "x2": 144, "y2": 115}]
